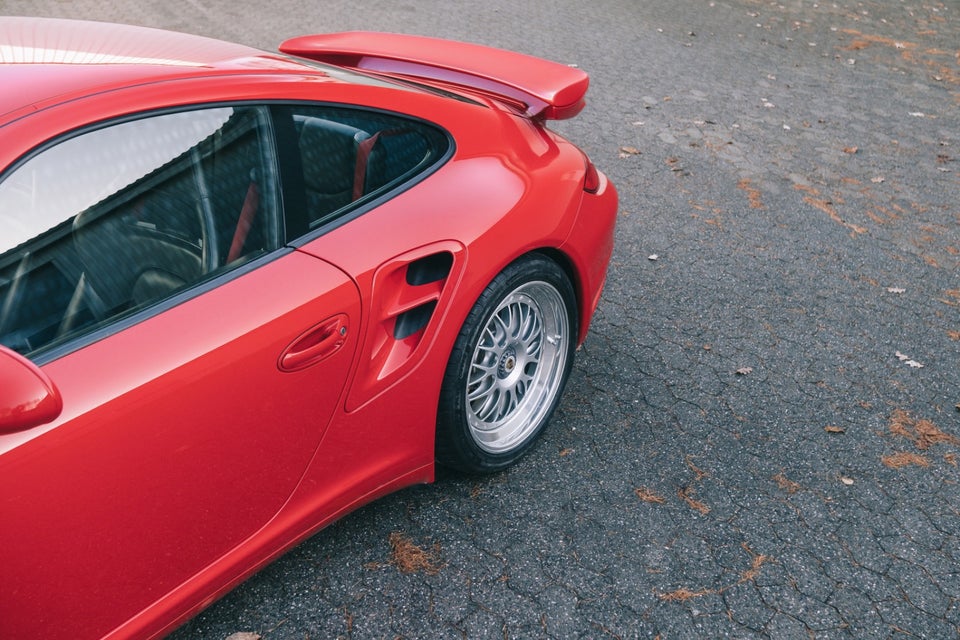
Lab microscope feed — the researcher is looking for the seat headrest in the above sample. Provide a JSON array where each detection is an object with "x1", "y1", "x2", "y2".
[{"x1": 297, "y1": 117, "x2": 369, "y2": 194}]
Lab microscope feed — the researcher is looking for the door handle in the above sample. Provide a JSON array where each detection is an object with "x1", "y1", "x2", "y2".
[{"x1": 279, "y1": 314, "x2": 348, "y2": 372}]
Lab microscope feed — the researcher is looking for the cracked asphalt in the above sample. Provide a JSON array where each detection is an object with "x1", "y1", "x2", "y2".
[{"x1": 7, "y1": 0, "x2": 959, "y2": 637}]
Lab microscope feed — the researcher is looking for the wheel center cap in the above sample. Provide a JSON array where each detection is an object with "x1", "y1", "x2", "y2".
[{"x1": 498, "y1": 346, "x2": 517, "y2": 378}]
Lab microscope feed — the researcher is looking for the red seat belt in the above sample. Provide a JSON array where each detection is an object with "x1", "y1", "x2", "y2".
[
  {"x1": 352, "y1": 132, "x2": 381, "y2": 201},
  {"x1": 227, "y1": 181, "x2": 259, "y2": 263}
]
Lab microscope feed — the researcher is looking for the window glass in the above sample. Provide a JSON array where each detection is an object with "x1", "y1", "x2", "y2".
[
  {"x1": 0, "y1": 106, "x2": 278, "y2": 358},
  {"x1": 284, "y1": 105, "x2": 449, "y2": 230}
]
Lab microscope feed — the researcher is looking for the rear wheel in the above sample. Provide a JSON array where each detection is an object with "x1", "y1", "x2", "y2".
[{"x1": 436, "y1": 254, "x2": 577, "y2": 473}]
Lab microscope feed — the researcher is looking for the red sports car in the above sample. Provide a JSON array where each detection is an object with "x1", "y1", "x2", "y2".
[{"x1": 0, "y1": 17, "x2": 616, "y2": 639}]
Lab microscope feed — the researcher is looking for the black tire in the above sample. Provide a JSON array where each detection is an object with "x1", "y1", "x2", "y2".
[{"x1": 436, "y1": 254, "x2": 578, "y2": 473}]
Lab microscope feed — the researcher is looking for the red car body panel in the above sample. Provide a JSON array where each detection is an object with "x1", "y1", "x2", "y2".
[{"x1": 0, "y1": 18, "x2": 616, "y2": 639}]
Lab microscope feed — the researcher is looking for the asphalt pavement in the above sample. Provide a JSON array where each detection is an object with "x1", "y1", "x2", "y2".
[{"x1": 6, "y1": 0, "x2": 958, "y2": 637}]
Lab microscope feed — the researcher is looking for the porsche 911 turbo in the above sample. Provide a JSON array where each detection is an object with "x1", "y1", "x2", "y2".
[{"x1": 0, "y1": 17, "x2": 616, "y2": 639}]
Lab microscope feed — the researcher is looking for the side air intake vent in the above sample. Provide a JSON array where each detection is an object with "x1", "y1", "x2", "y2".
[
  {"x1": 406, "y1": 252, "x2": 453, "y2": 286},
  {"x1": 394, "y1": 300, "x2": 438, "y2": 340}
]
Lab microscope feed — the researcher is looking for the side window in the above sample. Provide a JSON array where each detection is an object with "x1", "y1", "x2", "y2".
[
  {"x1": 283, "y1": 105, "x2": 449, "y2": 230},
  {"x1": 0, "y1": 106, "x2": 279, "y2": 358}
]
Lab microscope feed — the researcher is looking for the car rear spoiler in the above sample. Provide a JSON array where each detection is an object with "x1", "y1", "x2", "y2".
[{"x1": 278, "y1": 32, "x2": 588, "y2": 120}]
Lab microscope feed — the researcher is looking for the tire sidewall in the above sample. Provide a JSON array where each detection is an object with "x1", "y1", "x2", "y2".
[{"x1": 436, "y1": 254, "x2": 578, "y2": 473}]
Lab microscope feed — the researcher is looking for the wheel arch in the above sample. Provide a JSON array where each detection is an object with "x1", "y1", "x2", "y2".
[{"x1": 528, "y1": 247, "x2": 586, "y2": 344}]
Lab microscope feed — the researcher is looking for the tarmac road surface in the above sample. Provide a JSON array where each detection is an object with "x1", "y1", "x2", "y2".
[{"x1": 6, "y1": 1, "x2": 959, "y2": 637}]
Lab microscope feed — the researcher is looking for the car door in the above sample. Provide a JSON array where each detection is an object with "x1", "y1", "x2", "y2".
[{"x1": 0, "y1": 106, "x2": 360, "y2": 639}]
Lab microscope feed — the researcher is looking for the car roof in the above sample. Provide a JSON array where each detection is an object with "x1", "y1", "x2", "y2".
[{"x1": 0, "y1": 17, "x2": 346, "y2": 121}]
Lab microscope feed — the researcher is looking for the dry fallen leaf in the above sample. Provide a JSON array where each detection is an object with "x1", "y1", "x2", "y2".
[
  {"x1": 895, "y1": 351, "x2": 924, "y2": 368},
  {"x1": 825, "y1": 425, "x2": 845, "y2": 434},
  {"x1": 388, "y1": 532, "x2": 444, "y2": 575},
  {"x1": 773, "y1": 473, "x2": 801, "y2": 494},
  {"x1": 735, "y1": 367, "x2": 753, "y2": 376},
  {"x1": 882, "y1": 452, "x2": 929, "y2": 469},
  {"x1": 871, "y1": 176, "x2": 885, "y2": 183},
  {"x1": 635, "y1": 487, "x2": 666, "y2": 503},
  {"x1": 843, "y1": 146, "x2": 859, "y2": 154},
  {"x1": 225, "y1": 634, "x2": 262, "y2": 640},
  {"x1": 886, "y1": 287, "x2": 905, "y2": 294},
  {"x1": 840, "y1": 476, "x2": 855, "y2": 485},
  {"x1": 619, "y1": 145, "x2": 641, "y2": 155}
]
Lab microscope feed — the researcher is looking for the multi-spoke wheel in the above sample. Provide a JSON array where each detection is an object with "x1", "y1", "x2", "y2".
[{"x1": 436, "y1": 254, "x2": 577, "y2": 473}]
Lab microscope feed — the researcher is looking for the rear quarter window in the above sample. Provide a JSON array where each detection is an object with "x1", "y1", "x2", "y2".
[{"x1": 277, "y1": 105, "x2": 450, "y2": 233}]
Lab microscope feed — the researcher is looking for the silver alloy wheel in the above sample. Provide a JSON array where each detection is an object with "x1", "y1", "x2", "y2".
[{"x1": 465, "y1": 280, "x2": 570, "y2": 453}]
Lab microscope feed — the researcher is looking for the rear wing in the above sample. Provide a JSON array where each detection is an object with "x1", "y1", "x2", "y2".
[{"x1": 279, "y1": 31, "x2": 588, "y2": 120}]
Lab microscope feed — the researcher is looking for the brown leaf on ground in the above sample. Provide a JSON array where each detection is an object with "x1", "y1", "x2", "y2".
[
  {"x1": 889, "y1": 409, "x2": 960, "y2": 449},
  {"x1": 225, "y1": 634, "x2": 262, "y2": 640},
  {"x1": 948, "y1": 330, "x2": 960, "y2": 341},
  {"x1": 824, "y1": 425, "x2": 845, "y2": 434},
  {"x1": 842, "y1": 146, "x2": 859, "y2": 154},
  {"x1": 388, "y1": 532, "x2": 444, "y2": 575},
  {"x1": 793, "y1": 184, "x2": 868, "y2": 235},
  {"x1": 619, "y1": 145, "x2": 641, "y2": 155},
  {"x1": 658, "y1": 543, "x2": 771, "y2": 601},
  {"x1": 842, "y1": 39, "x2": 872, "y2": 51},
  {"x1": 945, "y1": 453, "x2": 957, "y2": 467},
  {"x1": 913, "y1": 419, "x2": 960, "y2": 449},
  {"x1": 940, "y1": 289, "x2": 960, "y2": 307},
  {"x1": 735, "y1": 366, "x2": 753, "y2": 376},
  {"x1": 685, "y1": 455, "x2": 709, "y2": 480},
  {"x1": 737, "y1": 178, "x2": 764, "y2": 209},
  {"x1": 665, "y1": 157, "x2": 687, "y2": 175},
  {"x1": 678, "y1": 486, "x2": 710, "y2": 515},
  {"x1": 772, "y1": 473, "x2": 802, "y2": 494},
  {"x1": 737, "y1": 544, "x2": 772, "y2": 585},
  {"x1": 659, "y1": 587, "x2": 713, "y2": 602},
  {"x1": 882, "y1": 452, "x2": 930, "y2": 468},
  {"x1": 635, "y1": 487, "x2": 666, "y2": 503}
]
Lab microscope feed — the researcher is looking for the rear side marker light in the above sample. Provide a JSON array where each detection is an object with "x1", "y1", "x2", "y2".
[{"x1": 583, "y1": 160, "x2": 600, "y2": 193}]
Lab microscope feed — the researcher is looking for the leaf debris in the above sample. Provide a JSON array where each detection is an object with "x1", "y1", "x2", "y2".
[
  {"x1": 889, "y1": 409, "x2": 959, "y2": 450},
  {"x1": 658, "y1": 543, "x2": 771, "y2": 601},
  {"x1": 388, "y1": 532, "x2": 444, "y2": 575},
  {"x1": 895, "y1": 351, "x2": 924, "y2": 368},
  {"x1": 772, "y1": 473, "x2": 802, "y2": 494},
  {"x1": 882, "y1": 452, "x2": 930, "y2": 468},
  {"x1": 635, "y1": 487, "x2": 666, "y2": 503}
]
